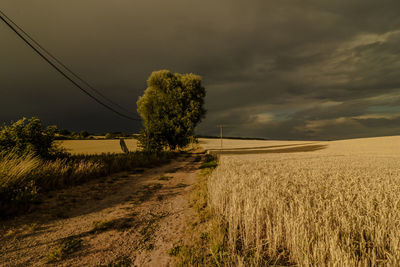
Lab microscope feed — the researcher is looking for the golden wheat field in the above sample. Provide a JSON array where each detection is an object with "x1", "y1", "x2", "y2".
[
  {"x1": 199, "y1": 138, "x2": 316, "y2": 150},
  {"x1": 203, "y1": 136, "x2": 400, "y2": 266},
  {"x1": 58, "y1": 139, "x2": 138, "y2": 154}
]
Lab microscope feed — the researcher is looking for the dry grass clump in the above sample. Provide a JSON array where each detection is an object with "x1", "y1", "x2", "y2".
[
  {"x1": 47, "y1": 237, "x2": 83, "y2": 263},
  {"x1": 209, "y1": 155, "x2": 400, "y2": 266},
  {"x1": 0, "y1": 151, "x2": 177, "y2": 217},
  {"x1": 0, "y1": 152, "x2": 104, "y2": 216}
]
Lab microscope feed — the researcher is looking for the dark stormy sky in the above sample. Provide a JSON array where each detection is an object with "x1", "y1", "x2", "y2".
[{"x1": 2, "y1": 1, "x2": 400, "y2": 140}]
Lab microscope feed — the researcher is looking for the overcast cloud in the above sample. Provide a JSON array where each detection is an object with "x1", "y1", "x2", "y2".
[{"x1": 1, "y1": 0, "x2": 400, "y2": 139}]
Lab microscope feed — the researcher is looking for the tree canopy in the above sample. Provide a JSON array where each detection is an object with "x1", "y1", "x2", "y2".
[{"x1": 137, "y1": 70, "x2": 206, "y2": 151}]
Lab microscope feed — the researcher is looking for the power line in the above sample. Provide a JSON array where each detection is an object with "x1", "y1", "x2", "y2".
[
  {"x1": 0, "y1": 9, "x2": 141, "y2": 121},
  {"x1": 0, "y1": 9, "x2": 136, "y2": 117}
]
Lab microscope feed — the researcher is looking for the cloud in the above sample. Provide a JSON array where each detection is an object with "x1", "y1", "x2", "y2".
[{"x1": 1, "y1": 0, "x2": 400, "y2": 139}]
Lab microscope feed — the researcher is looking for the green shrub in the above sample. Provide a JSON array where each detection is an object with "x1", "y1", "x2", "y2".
[
  {"x1": 80, "y1": 131, "x2": 90, "y2": 138},
  {"x1": 59, "y1": 129, "x2": 71, "y2": 136},
  {"x1": 200, "y1": 154, "x2": 218, "y2": 169},
  {"x1": 0, "y1": 117, "x2": 61, "y2": 158}
]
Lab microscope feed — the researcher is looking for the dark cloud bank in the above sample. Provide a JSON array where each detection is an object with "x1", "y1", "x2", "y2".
[{"x1": 2, "y1": 0, "x2": 400, "y2": 140}]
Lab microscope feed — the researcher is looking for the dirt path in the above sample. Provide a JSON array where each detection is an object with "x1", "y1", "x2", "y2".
[{"x1": 0, "y1": 153, "x2": 203, "y2": 267}]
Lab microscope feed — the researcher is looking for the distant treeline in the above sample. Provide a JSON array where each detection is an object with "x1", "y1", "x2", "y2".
[
  {"x1": 196, "y1": 135, "x2": 268, "y2": 141},
  {"x1": 55, "y1": 129, "x2": 138, "y2": 140}
]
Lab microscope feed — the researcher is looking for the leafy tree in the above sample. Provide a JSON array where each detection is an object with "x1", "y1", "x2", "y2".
[
  {"x1": 0, "y1": 117, "x2": 60, "y2": 158},
  {"x1": 137, "y1": 70, "x2": 206, "y2": 151},
  {"x1": 80, "y1": 131, "x2": 90, "y2": 138},
  {"x1": 105, "y1": 133, "x2": 114, "y2": 139},
  {"x1": 59, "y1": 129, "x2": 71, "y2": 136}
]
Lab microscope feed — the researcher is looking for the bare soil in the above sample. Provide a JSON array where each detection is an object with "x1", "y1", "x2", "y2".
[{"x1": 0, "y1": 153, "x2": 203, "y2": 267}]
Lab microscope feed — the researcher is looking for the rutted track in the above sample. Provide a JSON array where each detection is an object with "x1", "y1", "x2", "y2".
[{"x1": 0, "y1": 153, "x2": 203, "y2": 267}]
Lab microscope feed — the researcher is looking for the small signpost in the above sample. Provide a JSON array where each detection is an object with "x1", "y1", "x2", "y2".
[{"x1": 120, "y1": 138, "x2": 129, "y2": 154}]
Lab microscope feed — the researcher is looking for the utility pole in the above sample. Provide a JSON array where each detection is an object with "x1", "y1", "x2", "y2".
[{"x1": 218, "y1": 125, "x2": 224, "y2": 149}]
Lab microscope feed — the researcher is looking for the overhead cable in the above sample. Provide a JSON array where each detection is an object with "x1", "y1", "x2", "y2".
[{"x1": 0, "y1": 9, "x2": 141, "y2": 121}]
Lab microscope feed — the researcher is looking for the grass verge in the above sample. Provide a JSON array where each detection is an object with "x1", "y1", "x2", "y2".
[{"x1": 168, "y1": 154, "x2": 230, "y2": 266}]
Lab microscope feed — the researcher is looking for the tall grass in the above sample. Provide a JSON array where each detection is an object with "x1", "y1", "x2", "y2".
[
  {"x1": 209, "y1": 155, "x2": 400, "y2": 266},
  {"x1": 0, "y1": 151, "x2": 176, "y2": 217}
]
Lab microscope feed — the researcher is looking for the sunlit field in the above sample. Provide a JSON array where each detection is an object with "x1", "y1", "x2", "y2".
[
  {"x1": 59, "y1": 139, "x2": 138, "y2": 154},
  {"x1": 206, "y1": 136, "x2": 400, "y2": 265},
  {"x1": 199, "y1": 138, "x2": 316, "y2": 150}
]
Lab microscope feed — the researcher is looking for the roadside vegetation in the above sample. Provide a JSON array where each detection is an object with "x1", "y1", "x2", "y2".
[
  {"x1": 168, "y1": 154, "x2": 230, "y2": 266},
  {"x1": 0, "y1": 117, "x2": 177, "y2": 217}
]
